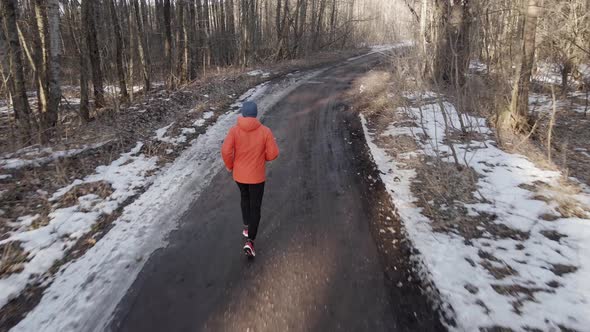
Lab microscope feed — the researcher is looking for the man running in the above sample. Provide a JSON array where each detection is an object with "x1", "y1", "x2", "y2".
[{"x1": 221, "y1": 101, "x2": 279, "y2": 257}]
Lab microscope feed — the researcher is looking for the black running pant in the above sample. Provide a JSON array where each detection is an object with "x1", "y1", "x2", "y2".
[{"x1": 236, "y1": 182, "x2": 265, "y2": 240}]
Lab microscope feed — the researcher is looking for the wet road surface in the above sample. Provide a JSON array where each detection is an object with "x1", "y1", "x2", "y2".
[{"x1": 109, "y1": 54, "x2": 443, "y2": 332}]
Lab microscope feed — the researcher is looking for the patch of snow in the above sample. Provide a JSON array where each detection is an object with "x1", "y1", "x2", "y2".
[
  {"x1": 0, "y1": 142, "x2": 111, "y2": 170},
  {"x1": 0, "y1": 174, "x2": 11, "y2": 180},
  {"x1": 64, "y1": 97, "x2": 81, "y2": 105},
  {"x1": 230, "y1": 82, "x2": 270, "y2": 110},
  {"x1": 532, "y1": 62, "x2": 590, "y2": 88},
  {"x1": 193, "y1": 119, "x2": 206, "y2": 127},
  {"x1": 534, "y1": 62, "x2": 562, "y2": 86},
  {"x1": 382, "y1": 124, "x2": 423, "y2": 137},
  {"x1": 7, "y1": 214, "x2": 40, "y2": 231},
  {"x1": 203, "y1": 111, "x2": 214, "y2": 119},
  {"x1": 0, "y1": 142, "x2": 158, "y2": 310},
  {"x1": 154, "y1": 123, "x2": 174, "y2": 140},
  {"x1": 105, "y1": 83, "x2": 163, "y2": 95},
  {"x1": 191, "y1": 111, "x2": 215, "y2": 128},
  {"x1": 181, "y1": 128, "x2": 196, "y2": 135},
  {"x1": 469, "y1": 60, "x2": 488, "y2": 73},
  {"x1": 154, "y1": 123, "x2": 191, "y2": 145},
  {"x1": 362, "y1": 94, "x2": 590, "y2": 331},
  {"x1": 529, "y1": 92, "x2": 590, "y2": 114},
  {"x1": 12, "y1": 67, "x2": 328, "y2": 332},
  {"x1": 0, "y1": 104, "x2": 11, "y2": 115},
  {"x1": 246, "y1": 70, "x2": 271, "y2": 78}
]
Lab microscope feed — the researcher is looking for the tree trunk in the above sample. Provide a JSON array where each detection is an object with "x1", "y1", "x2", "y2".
[
  {"x1": 176, "y1": 0, "x2": 186, "y2": 83},
  {"x1": 433, "y1": 0, "x2": 451, "y2": 83},
  {"x1": 133, "y1": 0, "x2": 151, "y2": 92},
  {"x1": 128, "y1": 1, "x2": 136, "y2": 101},
  {"x1": 420, "y1": 0, "x2": 428, "y2": 53},
  {"x1": 561, "y1": 59, "x2": 572, "y2": 94},
  {"x1": 82, "y1": 2, "x2": 101, "y2": 107},
  {"x1": 225, "y1": 0, "x2": 236, "y2": 63},
  {"x1": 84, "y1": 0, "x2": 105, "y2": 108},
  {"x1": 163, "y1": 0, "x2": 173, "y2": 87},
  {"x1": 1, "y1": 0, "x2": 34, "y2": 141},
  {"x1": 78, "y1": 0, "x2": 90, "y2": 121},
  {"x1": 314, "y1": 0, "x2": 327, "y2": 50},
  {"x1": 45, "y1": 0, "x2": 60, "y2": 127},
  {"x1": 509, "y1": 0, "x2": 543, "y2": 130},
  {"x1": 189, "y1": 0, "x2": 198, "y2": 80},
  {"x1": 329, "y1": 0, "x2": 337, "y2": 44},
  {"x1": 196, "y1": 0, "x2": 206, "y2": 71},
  {"x1": 33, "y1": 0, "x2": 53, "y2": 139},
  {"x1": 182, "y1": 0, "x2": 190, "y2": 81},
  {"x1": 109, "y1": 0, "x2": 129, "y2": 102}
]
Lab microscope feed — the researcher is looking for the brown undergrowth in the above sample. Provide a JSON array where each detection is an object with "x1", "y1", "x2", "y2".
[{"x1": 348, "y1": 50, "x2": 589, "y2": 331}]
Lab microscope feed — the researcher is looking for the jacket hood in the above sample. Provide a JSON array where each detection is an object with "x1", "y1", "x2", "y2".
[{"x1": 237, "y1": 116, "x2": 262, "y2": 132}]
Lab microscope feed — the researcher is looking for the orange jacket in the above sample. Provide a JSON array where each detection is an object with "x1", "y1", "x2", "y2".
[{"x1": 222, "y1": 117, "x2": 279, "y2": 184}]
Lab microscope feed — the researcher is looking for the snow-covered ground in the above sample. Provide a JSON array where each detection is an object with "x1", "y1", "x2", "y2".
[
  {"x1": 529, "y1": 92, "x2": 589, "y2": 114},
  {"x1": 362, "y1": 92, "x2": 590, "y2": 331},
  {"x1": 469, "y1": 60, "x2": 488, "y2": 73},
  {"x1": 246, "y1": 69, "x2": 271, "y2": 78},
  {"x1": 9, "y1": 67, "x2": 328, "y2": 332}
]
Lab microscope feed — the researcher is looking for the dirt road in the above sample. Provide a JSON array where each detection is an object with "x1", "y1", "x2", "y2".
[{"x1": 108, "y1": 54, "x2": 444, "y2": 332}]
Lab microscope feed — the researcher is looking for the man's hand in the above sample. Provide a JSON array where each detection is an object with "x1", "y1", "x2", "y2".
[{"x1": 226, "y1": 168, "x2": 232, "y2": 173}]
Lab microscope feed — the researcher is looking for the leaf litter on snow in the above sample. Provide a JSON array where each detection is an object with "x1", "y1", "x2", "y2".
[{"x1": 362, "y1": 91, "x2": 590, "y2": 331}]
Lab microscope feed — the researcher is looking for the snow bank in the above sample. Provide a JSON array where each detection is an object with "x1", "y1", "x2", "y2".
[
  {"x1": 12, "y1": 68, "x2": 327, "y2": 332},
  {"x1": 362, "y1": 93, "x2": 590, "y2": 331}
]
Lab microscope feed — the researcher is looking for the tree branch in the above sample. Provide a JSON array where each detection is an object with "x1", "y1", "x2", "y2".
[{"x1": 403, "y1": 0, "x2": 420, "y2": 23}]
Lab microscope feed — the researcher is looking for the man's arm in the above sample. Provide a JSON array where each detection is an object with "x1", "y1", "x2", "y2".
[{"x1": 221, "y1": 129, "x2": 235, "y2": 170}]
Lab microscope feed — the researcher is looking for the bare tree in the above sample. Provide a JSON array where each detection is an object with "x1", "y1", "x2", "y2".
[
  {"x1": 0, "y1": 0, "x2": 34, "y2": 140},
  {"x1": 163, "y1": 0, "x2": 173, "y2": 87},
  {"x1": 133, "y1": 0, "x2": 151, "y2": 92},
  {"x1": 109, "y1": 0, "x2": 129, "y2": 102},
  {"x1": 84, "y1": 0, "x2": 105, "y2": 108},
  {"x1": 509, "y1": 0, "x2": 543, "y2": 130},
  {"x1": 46, "y1": 0, "x2": 60, "y2": 127}
]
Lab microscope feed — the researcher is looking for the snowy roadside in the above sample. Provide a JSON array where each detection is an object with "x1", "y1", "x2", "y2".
[
  {"x1": 361, "y1": 92, "x2": 590, "y2": 331},
  {"x1": 8, "y1": 68, "x2": 327, "y2": 332}
]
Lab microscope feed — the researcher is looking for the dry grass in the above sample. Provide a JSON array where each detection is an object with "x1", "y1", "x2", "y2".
[
  {"x1": 0, "y1": 242, "x2": 27, "y2": 277},
  {"x1": 53, "y1": 181, "x2": 113, "y2": 209}
]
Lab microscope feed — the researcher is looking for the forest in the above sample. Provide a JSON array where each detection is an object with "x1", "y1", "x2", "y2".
[
  {"x1": 1, "y1": 1, "x2": 590, "y2": 331},
  {"x1": 0, "y1": 0, "x2": 400, "y2": 147}
]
